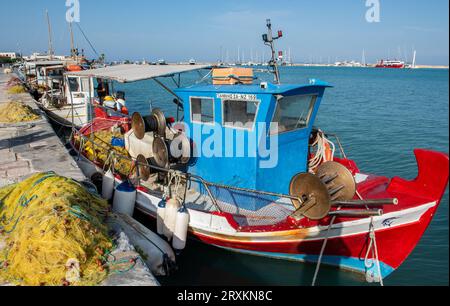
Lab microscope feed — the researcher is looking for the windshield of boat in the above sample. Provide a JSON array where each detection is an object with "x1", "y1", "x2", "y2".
[{"x1": 270, "y1": 94, "x2": 317, "y2": 135}]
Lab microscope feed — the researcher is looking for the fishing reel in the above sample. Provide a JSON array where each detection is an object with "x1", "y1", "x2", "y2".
[
  {"x1": 131, "y1": 108, "x2": 167, "y2": 140},
  {"x1": 152, "y1": 133, "x2": 192, "y2": 169},
  {"x1": 131, "y1": 108, "x2": 191, "y2": 177},
  {"x1": 289, "y1": 161, "x2": 356, "y2": 221}
]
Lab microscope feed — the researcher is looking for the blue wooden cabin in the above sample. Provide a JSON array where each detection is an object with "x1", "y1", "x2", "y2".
[{"x1": 174, "y1": 80, "x2": 331, "y2": 195}]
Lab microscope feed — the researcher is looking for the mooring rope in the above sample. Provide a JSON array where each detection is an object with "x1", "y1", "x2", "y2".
[
  {"x1": 364, "y1": 217, "x2": 384, "y2": 286},
  {"x1": 311, "y1": 215, "x2": 337, "y2": 286}
]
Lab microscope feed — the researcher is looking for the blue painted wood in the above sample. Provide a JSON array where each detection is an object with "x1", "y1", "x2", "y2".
[{"x1": 174, "y1": 81, "x2": 330, "y2": 194}]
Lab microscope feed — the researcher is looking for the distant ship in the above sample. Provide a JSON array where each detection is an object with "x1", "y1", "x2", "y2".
[{"x1": 375, "y1": 59, "x2": 405, "y2": 69}]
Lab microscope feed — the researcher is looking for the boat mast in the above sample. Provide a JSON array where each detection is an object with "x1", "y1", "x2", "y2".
[
  {"x1": 69, "y1": 22, "x2": 76, "y2": 59},
  {"x1": 262, "y1": 19, "x2": 283, "y2": 84},
  {"x1": 412, "y1": 50, "x2": 417, "y2": 68},
  {"x1": 362, "y1": 49, "x2": 366, "y2": 66},
  {"x1": 46, "y1": 10, "x2": 54, "y2": 59},
  {"x1": 237, "y1": 46, "x2": 240, "y2": 64}
]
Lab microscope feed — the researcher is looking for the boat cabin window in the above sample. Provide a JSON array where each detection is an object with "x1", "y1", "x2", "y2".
[
  {"x1": 47, "y1": 69, "x2": 63, "y2": 77},
  {"x1": 68, "y1": 77, "x2": 80, "y2": 92},
  {"x1": 81, "y1": 78, "x2": 90, "y2": 92},
  {"x1": 270, "y1": 95, "x2": 317, "y2": 135},
  {"x1": 68, "y1": 77, "x2": 90, "y2": 92},
  {"x1": 190, "y1": 97, "x2": 214, "y2": 124},
  {"x1": 223, "y1": 100, "x2": 259, "y2": 130}
]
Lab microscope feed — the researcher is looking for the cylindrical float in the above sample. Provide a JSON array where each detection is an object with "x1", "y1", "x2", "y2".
[
  {"x1": 102, "y1": 170, "x2": 115, "y2": 200},
  {"x1": 172, "y1": 206, "x2": 190, "y2": 251},
  {"x1": 163, "y1": 198, "x2": 179, "y2": 240},
  {"x1": 112, "y1": 181, "x2": 137, "y2": 216},
  {"x1": 157, "y1": 199, "x2": 166, "y2": 235}
]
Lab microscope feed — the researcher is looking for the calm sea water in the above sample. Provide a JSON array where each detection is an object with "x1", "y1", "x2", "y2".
[{"x1": 116, "y1": 66, "x2": 449, "y2": 286}]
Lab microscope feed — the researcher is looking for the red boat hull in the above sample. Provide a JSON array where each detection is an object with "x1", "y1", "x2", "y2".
[{"x1": 72, "y1": 117, "x2": 449, "y2": 280}]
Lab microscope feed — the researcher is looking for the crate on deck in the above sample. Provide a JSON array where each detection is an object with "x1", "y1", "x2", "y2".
[{"x1": 212, "y1": 68, "x2": 254, "y2": 85}]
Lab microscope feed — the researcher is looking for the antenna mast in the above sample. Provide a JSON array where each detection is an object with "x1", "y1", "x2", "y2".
[
  {"x1": 46, "y1": 10, "x2": 54, "y2": 59},
  {"x1": 262, "y1": 19, "x2": 283, "y2": 84}
]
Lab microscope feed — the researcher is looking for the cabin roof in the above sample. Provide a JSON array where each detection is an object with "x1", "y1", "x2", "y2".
[
  {"x1": 26, "y1": 61, "x2": 65, "y2": 67},
  {"x1": 65, "y1": 64, "x2": 211, "y2": 83},
  {"x1": 175, "y1": 79, "x2": 332, "y2": 95}
]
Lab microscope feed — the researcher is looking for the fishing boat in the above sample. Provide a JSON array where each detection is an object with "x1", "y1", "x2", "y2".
[
  {"x1": 67, "y1": 20, "x2": 449, "y2": 284},
  {"x1": 15, "y1": 14, "x2": 98, "y2": 127},
  {"x1": 375, "y1": 59, "x2": 405, "y2": 69}
]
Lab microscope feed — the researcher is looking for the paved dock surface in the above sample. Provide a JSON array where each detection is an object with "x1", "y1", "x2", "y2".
[
  {"x1": 0, "y1": 72, "x2": 159, "y2": 286},
  {"x1": 0, "y1": 72, "x2": 85, "y2": 185}
]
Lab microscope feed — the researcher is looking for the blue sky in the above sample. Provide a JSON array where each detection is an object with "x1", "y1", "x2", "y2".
[{"x1": 1, "y1": 0, "x2": 448, "y2": 65}]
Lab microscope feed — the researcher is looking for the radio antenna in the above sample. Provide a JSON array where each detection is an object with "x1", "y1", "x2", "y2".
[{"x1": 262, "y1": 19, "x2": 283, "y2": 84}]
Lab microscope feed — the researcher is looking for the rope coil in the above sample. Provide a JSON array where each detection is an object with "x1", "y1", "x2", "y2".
[{"x1": 309, "y1": 130, "x2": 336, "y2": 172}]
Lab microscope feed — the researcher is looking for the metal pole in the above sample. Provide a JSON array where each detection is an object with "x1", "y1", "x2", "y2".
[
  {"x1": 153, "y1": 78, "x2": 185, "y2": 111},
  {"x1": 332, "y1": 198, "x2": 398, "y2": 206},
  {"x1": 69, "y1": 22, "x2": 75, "y2": 58},
  {"x1": 46, "y1": 10, "x2": 54, "y2": 59},
  {"x1": 266, "y1": 19, "x2": 280, "y2": 84},
  {"x1": 328, "y1": 209, "x2": 383, "y2": 218},
  {"x1": 66, "y1": 75, "x2": 75, "y2": 127}
]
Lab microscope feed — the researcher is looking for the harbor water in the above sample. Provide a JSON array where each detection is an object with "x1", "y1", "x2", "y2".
[{"x1": 117, "y1": 67, "x2": 449, "y2": 286}]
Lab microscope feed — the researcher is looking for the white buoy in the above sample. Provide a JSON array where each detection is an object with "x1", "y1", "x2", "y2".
[
  {"x1": 112, "y1": 181, "x2": 136, "y2": 216},
  {"x1": 102, "y1": 170, "x2": 115, "y2": 200},
  {"x1": 163, "y1": 198, "x2": 179, "y2": 240},
  {"x1": 157, "y1": 199, "x2": 166, "y2": 235},
  {"x1": 172, "y1": 206, "x2": 190, "y2": 251}
]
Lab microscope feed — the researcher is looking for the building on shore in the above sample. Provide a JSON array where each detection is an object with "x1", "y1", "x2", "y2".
[{"x1": 0, "y1": 52, "x2": 20, "y2": 60}]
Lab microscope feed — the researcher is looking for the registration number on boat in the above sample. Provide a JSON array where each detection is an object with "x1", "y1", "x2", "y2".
[{"x1": 217, "y1": 93, "x2": 258, "y2": 101}]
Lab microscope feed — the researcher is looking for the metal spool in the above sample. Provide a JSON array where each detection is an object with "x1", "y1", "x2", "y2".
[
  {"x1": 316, "y1": 161, "x2": 356, "y2": 201},
  {"x1": 152, "y1": 108, "x2": 167, "y2": 138},
  {"x1": 152, "y1": 136, "x2": 169, "y2": 169},
  {"x1": 131, "y1": 112, "x2": 146, "y2": 140},
  {"x1": 289, "y1": 173, "x2": 331, "y2": 220},
  {"x1": 131, "y1": 108, "x2": 167, "y2": 140},
  {"x1": 136, "y1": 154, "x2": 152, "y2": 181},
  {"x1": 172, "y1": 133, "x2": 191, "y2": 164}
]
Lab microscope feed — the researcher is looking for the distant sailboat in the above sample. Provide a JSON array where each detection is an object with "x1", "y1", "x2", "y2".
[
  {"x1": 411, "y1": 50, "x2": 417, "y2": 69},
  {"x1": 362, "y1": 49, "x2": 366, "y2": 67}
]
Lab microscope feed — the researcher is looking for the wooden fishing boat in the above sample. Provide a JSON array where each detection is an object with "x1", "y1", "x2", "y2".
[{"x1": 66, "y1": 20, "x2": 449, "y2": 284}]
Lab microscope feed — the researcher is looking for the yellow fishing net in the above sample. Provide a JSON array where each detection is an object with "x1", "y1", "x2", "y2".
[
  {"x1": 0, "y1": 172, "x2": 113, "y2": 286},
  {"x1": 0, "y1": 101, "x2": 40, "y2": 123},
  {"x1": 7, "y1": 85, "x2": 27, "y2": 94},
  {"x1": 74, "y1": 130, "x2": 133, "y2": 176}
]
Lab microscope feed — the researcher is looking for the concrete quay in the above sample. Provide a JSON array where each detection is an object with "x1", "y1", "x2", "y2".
[
  {"x1": 0, "y1": 71, "x2": 159, "y2": 286},
  {"x1": 0, "y1": 72, "x2": 84, "y2": 186}
]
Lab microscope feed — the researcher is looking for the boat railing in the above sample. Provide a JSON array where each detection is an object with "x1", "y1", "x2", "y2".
[
  {"x1": 94, "y1": 104, "x2": 129, "y2": 119},
  {"x1": 70, "y1": 127, "x2": 301, "y2": 227},
  {"x1": 324, "y1": 132, "x2": 347, "y2": 159}
]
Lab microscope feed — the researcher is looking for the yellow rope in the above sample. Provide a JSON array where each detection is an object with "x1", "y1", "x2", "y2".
[
  {"x1": 7, "y1": 85, "x2": 27, "y2": 95},
  {"x1": 73, "y1": 130, "x2": 133, "y2": 176},
  {"x1": 0, "y1": 173, "x2": 113, "y2": 286},
  {"x1": 0, "y1": 101, "x2": 40, "y2": 123}
]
